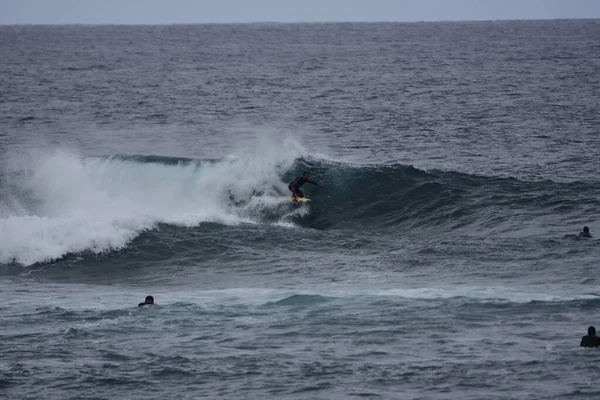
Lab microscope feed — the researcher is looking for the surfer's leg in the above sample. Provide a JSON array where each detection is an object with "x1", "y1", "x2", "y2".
[{"x1": 289, "y1": 184, "x2": 302, "y2": 198}]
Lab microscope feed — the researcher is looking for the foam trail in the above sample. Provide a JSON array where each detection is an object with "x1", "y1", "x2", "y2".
[{"x1": 0, "y1": 142, "x2": 308, "y2": 266}]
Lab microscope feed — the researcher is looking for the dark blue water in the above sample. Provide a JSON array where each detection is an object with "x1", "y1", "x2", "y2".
[{"x1": 1, "y1": 20, "x2": 600, "y2": 399}]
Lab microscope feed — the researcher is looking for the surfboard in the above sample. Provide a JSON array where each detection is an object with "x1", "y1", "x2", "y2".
[{"x1": 287, "y1": 196, "x2": 310, "y2": 202}]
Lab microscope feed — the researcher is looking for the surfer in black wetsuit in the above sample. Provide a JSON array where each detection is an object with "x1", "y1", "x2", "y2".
[
  {"x1": 288, "y1": 172, "x2": 324, "y2": 199},
  {"x1": 138, "y1": 295, "x2": 154, "y2": 307},
  {"x1": 579, "y1": 226, "x2": 592, "y2": 238},
  {"x1": 581, "y1": 326, "x2": 600, "y2": 347}
]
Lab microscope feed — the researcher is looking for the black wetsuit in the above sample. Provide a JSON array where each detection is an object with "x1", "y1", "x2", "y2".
[
  {"x1": 288, "y1": 176, "x2": 319, "y2": 198},
  {"x1": 579, "y1": 232, "x2": 592, "y2": 238},
  {"x1": 581, "y1": 335, "x2": 600, "y2": 347}
]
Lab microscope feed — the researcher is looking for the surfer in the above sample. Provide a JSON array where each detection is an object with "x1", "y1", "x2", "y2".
[
  {"x1": 138, "y1": 295, "x2": 154, "y2": 307},
  {"x1": 288, "y1": 171, "x2": 324, "y2": 199},
  {"x1": 581, "y1": 326, "x2": 600, "y2": 348},
  {"x1": 579, "y1": 226, "x2": 592, "y2": 238}
]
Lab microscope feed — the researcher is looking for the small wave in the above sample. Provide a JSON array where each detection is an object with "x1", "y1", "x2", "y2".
[
  {"x1": 63, "y1": 64, "x2": 110, "y2": 72},
  {"x1": 265, "y1": 294, "x2": 334, "y2": 307},
  {"x1": 375, "y1": 287, "x2": 600, "y2": 304}
]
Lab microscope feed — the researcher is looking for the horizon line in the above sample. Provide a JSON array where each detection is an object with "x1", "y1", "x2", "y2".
[{"x1": 1, "y1": 17, "x2": 599, "y2": 27}]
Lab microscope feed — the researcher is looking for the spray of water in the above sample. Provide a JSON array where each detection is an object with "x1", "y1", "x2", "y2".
[{"x1": 0, "y1": 136, "x2": 314, "y2": 265}]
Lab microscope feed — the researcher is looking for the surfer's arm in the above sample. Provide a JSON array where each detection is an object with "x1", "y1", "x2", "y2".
[{"x1": 307, "y1": 180, "x2": 325, "y2": 187}]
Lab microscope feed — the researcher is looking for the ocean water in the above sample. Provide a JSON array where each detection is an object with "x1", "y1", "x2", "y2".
[{"x1": 1, "y1": 20, "x2": 600, "y2": 399}]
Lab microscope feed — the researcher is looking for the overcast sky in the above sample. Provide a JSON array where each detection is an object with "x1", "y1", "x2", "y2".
[{"x1": 1, "y1": 0, "x2": 599, "y2": 25}]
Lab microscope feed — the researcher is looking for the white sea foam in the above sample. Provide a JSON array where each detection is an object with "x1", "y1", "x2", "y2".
[{"x1": 0, "y1": 138, "x2": 315, "y2": 265}]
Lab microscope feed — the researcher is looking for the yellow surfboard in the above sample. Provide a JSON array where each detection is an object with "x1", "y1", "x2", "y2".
[{"x1": 287, "y1": 196, "x2": 310, "y2": 202}]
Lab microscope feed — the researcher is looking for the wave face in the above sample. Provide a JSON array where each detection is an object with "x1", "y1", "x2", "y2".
[
  {"x1": 1, "y1": 149, "x2": 598, "y2": 266},
  {"x1": 298, "y1": 160, "x2": 599, "y2": 234}
]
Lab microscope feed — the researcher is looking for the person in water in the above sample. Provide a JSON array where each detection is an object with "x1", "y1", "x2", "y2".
[
  {"x1": 288, "y1": 171, "x2": 325, "y2": 199},
  {"x1": 579, "y1": 226, "x2": 592, "y2": 238},
  {"x1": 581, "y1": 326, "x2": 600, "y2": 347},
  {"x1": 138, "y1": 295, "x2": 154, "y2": 307}
]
